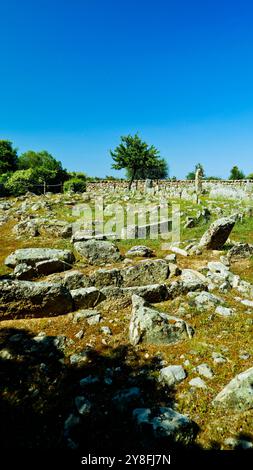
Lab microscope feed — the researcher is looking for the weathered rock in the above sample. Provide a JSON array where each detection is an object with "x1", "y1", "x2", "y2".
[
  {"x1": 126, "y1": 246, "x2": 153, "y2": 257},
  {"x1": 164, "y1": 253, "x2": 177, "y2": 263},
  {"x1": 181, "y1": 269, "x2": 208, "y2": 291},
  {"x1": 5, "y1": 248, "x2": 75, "y2": 268},
  {"x1": 196, "y1": 363, "x2": 214, "y2": 379},
  {"x1": 74, "y1": 239, "x2": 122, "y2": 265},
  {"x1": 100, "y1": 283, "x2": 169, "y2": 303},
  {"x1": 90, "y1": 268, "x2": 122, "y2": 288},
  {"x1": 212, "y1": 366, "x2": 253, "y2": 411},
  {"x1": 121, "y1": 259, "x2": 169, "y2": 287},
  {"x1": 159, "y1": 365, "x2": 187, "y2": 386},
  {"x1": 72, "y1": 309, "x2": 101, "y2": 323},
  {"x1": 189, "y1": 377, "x2": 207, "y2": 389},
  {"x1": 12, "y1": 220, "x2": 40, "y2": 238},
  {"x1": 133, "y1": 407, "x2": 198, "y2": 445},
  {"x1": 199, "y1": 217, "x2": 235, "y2": 250},
  {"x1": 187, "y1": 291, "x2": 223, "y2": 309},
  {"x1": 13, "y1": 263, "x2": 36, "y2": 280},
  {"x1": 70, "y1": 287, "x2": 105, "y2": 310},
  {"x1": 0, "y1": 280, "x2": 73, "y2": 319},
  {"x1": 63, "y1": 270, "x2": 92, "y2": 290},
  {"x1": 36, "y1": 259, "x2": 72, "y2": 276},
  {"x1": 129, "y1": 295, "x2": 194, "y2": 346},
  {"x1": 227, "y1": 243, "x2": 253, "y2": 261},
  {"x1": 215, "y1": 306, "x2": 235, "y2": 317}
]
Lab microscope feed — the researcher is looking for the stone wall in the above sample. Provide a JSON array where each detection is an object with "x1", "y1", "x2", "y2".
[{"x1": 86, "y1": 179, "x2": 253, "y2": 199}]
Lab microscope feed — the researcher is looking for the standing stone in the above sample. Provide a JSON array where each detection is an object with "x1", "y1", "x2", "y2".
[
  {"x1": 198, "y1": 217, "x2": 236, "y2": 250},
  {"x1": 195, "y1": 168, "x2": 202, "y2": 202}
]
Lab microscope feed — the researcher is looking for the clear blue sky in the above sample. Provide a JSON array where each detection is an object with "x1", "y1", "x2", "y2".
[{"x1": 1, "y1": 0, "x2": 253, "y2": 178}]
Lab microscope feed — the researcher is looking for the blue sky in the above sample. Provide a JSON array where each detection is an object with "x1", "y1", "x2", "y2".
[{"x1": 1, "y1": 0, "x2": 253, "y2": 178}]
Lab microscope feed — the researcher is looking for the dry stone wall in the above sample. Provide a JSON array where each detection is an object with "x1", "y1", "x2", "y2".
[{"x1": 86, "y1": 179, "x2": 253, "y2": 199}]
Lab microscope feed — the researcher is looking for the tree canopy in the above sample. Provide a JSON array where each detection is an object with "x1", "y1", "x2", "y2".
[
  {"x1": 0, "y1": 140, "x2": 18, "y2": 174},
  {"x1": 229, "y1": 165, "x2": 245, "y2": 180},
  {"x1": 110, "y1": 134, "x2": 167, "y2": 188}
]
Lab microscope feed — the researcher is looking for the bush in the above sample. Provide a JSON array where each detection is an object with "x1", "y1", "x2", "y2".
[
  {"x1": 63, "y1": 177, "x2": 86, "y2": 193},
  {"x1": 4, "y1": 169, "x2": 39, "y2": 196}
]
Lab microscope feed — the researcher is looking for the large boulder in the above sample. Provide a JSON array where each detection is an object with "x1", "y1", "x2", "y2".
[
  {"x1": 0, "y1": 280, "x2": 73, "y2": 319},
  {"x1": 198, "y1": 217, "x2": 235, "y2": 250},
  {"x1": 133, "y1": 407, "x2": 198, "y2": 446},
  {"x1": 74, "y1": 239, "x2": 122, "y2": 265},
  {"x1": 212, "y1": 366, "x2": 253, "y2": 412},
  {"x1": 100, "y1": 283, "x2": 168, "y2": 303},
  {"x1": 63, "y1": 270, "x2": 92, "y2": 290},
  {"x1": 5, "y1": 248, "x2": 75, "y2": 268},
  {"x1": 121, "y1": 259, "x2": 169, "y2": 287},
  {"x1": 129, "y1": 295, "x2": 194, "y2": 346},
  {"x1": 70, "y1": 287, "x2": 105, "y2": 309},
  {"x1": 90, "y1": 268, "x2": 122, "y2": 288}
]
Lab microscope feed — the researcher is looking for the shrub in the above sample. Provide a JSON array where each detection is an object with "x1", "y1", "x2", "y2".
[
  {"x1": 63, "y1": 177, "x2": 86, "y2": 193},
  {"x1": 4, "y1": 169, "x2": 39, "y2": 196}
]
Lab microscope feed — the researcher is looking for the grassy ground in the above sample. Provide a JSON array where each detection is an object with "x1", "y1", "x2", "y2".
[{"x1": 0, "y1": 194, "x2": 252, "y2": 450}]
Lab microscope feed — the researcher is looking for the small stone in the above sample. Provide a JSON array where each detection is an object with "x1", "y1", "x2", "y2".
[
  {"x1": 189, "y1": 377, "x2": 207, "y2": 389},
  {"x1": 75, "y1": 330, "x2": 84, "y2": 340},
  {"x1": 159, "y1": 365, "x2": 187, "y2": 386},
  {"x1": 196, "y1": 363, "x2": 214, "y2": 379},
  {"x1": 216, "y1": 306, "x2": 234, "y2": 317},
  {"x1": 101, "y1": 326, "x2": 112, "y2": 335}
]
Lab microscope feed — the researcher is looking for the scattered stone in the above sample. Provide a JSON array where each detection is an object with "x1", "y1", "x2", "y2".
[
  {"x1": 227, "y1": 243, "x2": 253, "y2": 261},
  {"x1": 74, "y1": 239, "x2": 122, "y2": 265},
  {"x1": 189, "y1": 377, "x2": 207, "y2": 389},
  {"x1": 0, "y1": 280, "x2": 73, "y2": 319},
  {"x1": 63, "y1": 270, "x2": 92, "y2": 290},
  {"x1": 188, "y1": 291, "x2": 223, "y2": 309},
  {"x1": 100, "y1": 326, "x2": 112, "y2": 335},
  {"x1": 90, "y1": 268, "x2": 122, "y2": 288},
  {"x1": 215, "y1": 306, "x2": 235, "y2": 317},
  {"x1": 212, "y1": 352, "x2": 227, "y2": 364},
  {"x1": 70, "y1": 287, "x2": 105, "y2": 310},
  {"x1": 195, "y1": 363, "x2": 214, "y2": 379},
  {"x1": 70, "y1": 351, "x2": 88, "y2": 364},
  {"x1": 75, "y1": 330, "x2": 84, "y2": 339},
  {"x1": 159, "y1": 365, "x2": 187, "y2": 386},
  {"x1": 5, "y1": 248, "x2": 75, "y2": 268},
  {"x1": 181, "y1": 269, "x2": 208, "y2": 291},
  {"x1": 212, "y1": 366, "x2": 253, "y2": 411},
  {"x1": 126, "y1": 245, "x2": 153, "y2": 257},
  {"x1": 168, "y1": 246, "x2": 188, "y2": 257},
  {"x1": 121, "y1": 259, "x2": 169, "y2": 287},
  {"x1": 129, "y1": 295, "x2": 194, "y2": 346},
  {"x1": 164, "y1": 253, "x2": 177, "y2": 263},
  {"x1": 133, "y1": 407, "x2": 198, "y2": 445}
]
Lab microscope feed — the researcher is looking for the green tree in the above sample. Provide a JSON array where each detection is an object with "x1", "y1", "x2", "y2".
[
  {"x1": 126, "y1": 157, "x2": 168, "y2": 180},
  {"x1": 247, "y1": 173, "x2": 253, "y2": 180},
  {"x1": 186, "y1": 163, "x2": 205, "y2": 180},
  {"x1": 18, "y1": 150, "x2": 68, "y2": 189},
  {"x1": 229, "y1": 166, "x2": 245, "y2": 180},
  {"x1": 5, "y1": 169, "x2": 39, "y2": 196},
  {"x1": 0, "y1": 140, "x2": 18, "y2": 174},
  {"x1": 110, "y1": 134, "x2": 166, "y2": 189}
]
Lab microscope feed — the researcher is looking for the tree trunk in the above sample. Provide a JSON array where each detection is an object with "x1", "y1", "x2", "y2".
[{"x1": 128, "y1": 169, "x2": 136, "y2": 190}]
